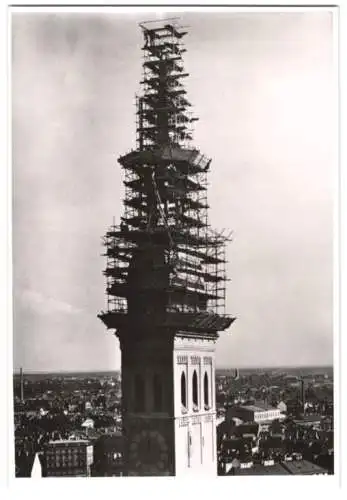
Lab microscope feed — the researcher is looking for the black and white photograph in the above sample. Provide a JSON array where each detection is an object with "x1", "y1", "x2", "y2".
[{"x1": 8, "y1": 3, "x2": 338, "y2": 482}]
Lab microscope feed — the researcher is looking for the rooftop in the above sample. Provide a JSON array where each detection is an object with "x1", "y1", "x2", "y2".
[
  {"x1": 241, "y1": 402, "x2": 280, "y2": 412},
  {"x1": 234, "y1": 463, "x2": 289, "y2": 475},
  {"x1": 48, "y1": 439, "x2": 90, "y2": 446},
  {"x1": 281, "y1": 460, "x2": 328, "y2": 475},
  {"x1": 293, "y1": 414, "x2": 322, "y2": 424}
]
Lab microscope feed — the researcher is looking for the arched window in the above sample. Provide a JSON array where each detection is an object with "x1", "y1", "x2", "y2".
[
  {"x1": 204, "y1": 372, "x2": 209, "y2": 408},
  {"x1": 181, "y1": 371, "x2": 187, "y2": 408},
  {"x1": 153, "y1": 373, "x2": 163, "y2": 412},
  {"x1": 192, "y1": 370, "x2": 198, "y2": 408},
  {"x1": 134, "y1": 374, "x2": 145, "y2": 412}
]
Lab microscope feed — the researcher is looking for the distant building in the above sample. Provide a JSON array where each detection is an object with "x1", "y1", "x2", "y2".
[
  {"x1": 218, "y1": 419, "x2": 260, "y2": 448},
  {"x1": 320, "y1": 416, "x2": 333, "y2": 432},
  {"x1": 81, "y1": 418, "x2": 95, "y2": 429},
  {"x1": 258, "y1": 436, "x2": 285, "y2": 460},
  {"x1": 293, "y1": 414, "x2": 322, "y2": 428},
  {"x1": 15, "y1": 449, "x2": 35, "y2": 478},
  {"x1": 227, "y1": 401, "x2": 282, "y2": 424},
  {"x1": 219, "y1": 437, "x2": 253, "y2": 469},
  {"x1": 286, "y1": 399, "x2": 302, "y2": 416},
  {"x1": 229, "y1": 459, "x2": 327, "y2": 476},
  {"x1": 315, "y1": 451, "x2": 334, "y2": 474},
  {"x1": 85, "y1": 401, "x2": 92, "y2": 411},
  {"x1": 91, "y1": 433, "x2": 123, "y2": 477},
  {"x1": 233, "y1": 422, "x2": 259, "y2": 440},
  {"x1": 281, "y1": 459, "x2": 328, "y2": 475},
  {"x1": 233, "y1": 463, "x2": 290, "y2": 475},
  {"x1": 277, "y1": 401, "x2": 287, "y2": 413},
  {"x1": 224, "y1": 458, "x2": 254, "y2": 475},
  {"x1": 42, "y1": 440, "x2": 93, "y2": 477},
  {"x1": 216, "y1": 415, "x2": 225, "y2": 427}
]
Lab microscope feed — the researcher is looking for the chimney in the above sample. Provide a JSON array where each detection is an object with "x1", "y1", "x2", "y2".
[
  {"x1": 20, "y1": 367, "x2": 24, "y2": 403},
  {"x1": 301, "y1": 379, "x2": 305, "y2": 413}
]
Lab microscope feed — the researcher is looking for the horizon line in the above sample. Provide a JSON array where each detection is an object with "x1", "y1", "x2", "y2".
[{"x1": 13, "y1": 364, "x2": 334, "y2": 375}]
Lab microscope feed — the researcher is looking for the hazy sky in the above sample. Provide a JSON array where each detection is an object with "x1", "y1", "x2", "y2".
[{"x1": 12, "y1": 9, "x2": 335, "y2": 372}]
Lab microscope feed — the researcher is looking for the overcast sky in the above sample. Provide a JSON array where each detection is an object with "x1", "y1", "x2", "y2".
[{"x1": 12, "y1": 9, "x2": 335, "y2": 372}]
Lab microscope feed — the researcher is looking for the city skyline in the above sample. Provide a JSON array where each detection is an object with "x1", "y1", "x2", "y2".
[
  {"x1": 12, "y1": 10, "x2": 335, "y2": 372},
  {"x1": 12, "y1": 364, "x2": 334, "y2": 376}
]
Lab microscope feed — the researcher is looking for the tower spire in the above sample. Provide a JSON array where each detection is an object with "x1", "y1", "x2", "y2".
[
  {"x1": 137, "y1": 20, "x2": 195, "y2": 150},
  {"x1": 98, "y1": 20, "x2": 235, "y2": 477},
  {"x1": 99, "y1": 20, "x2": 234, "y2": 336}
]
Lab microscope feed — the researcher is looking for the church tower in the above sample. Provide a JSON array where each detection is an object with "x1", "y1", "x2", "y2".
[{"x1": 99, "y1": 19, "x2": 235, "y2": 476}]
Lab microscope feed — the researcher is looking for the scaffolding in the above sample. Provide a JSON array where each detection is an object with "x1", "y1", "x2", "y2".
[{"x1": 99, "y1": 20, "x2": 235, "y2": 338}]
